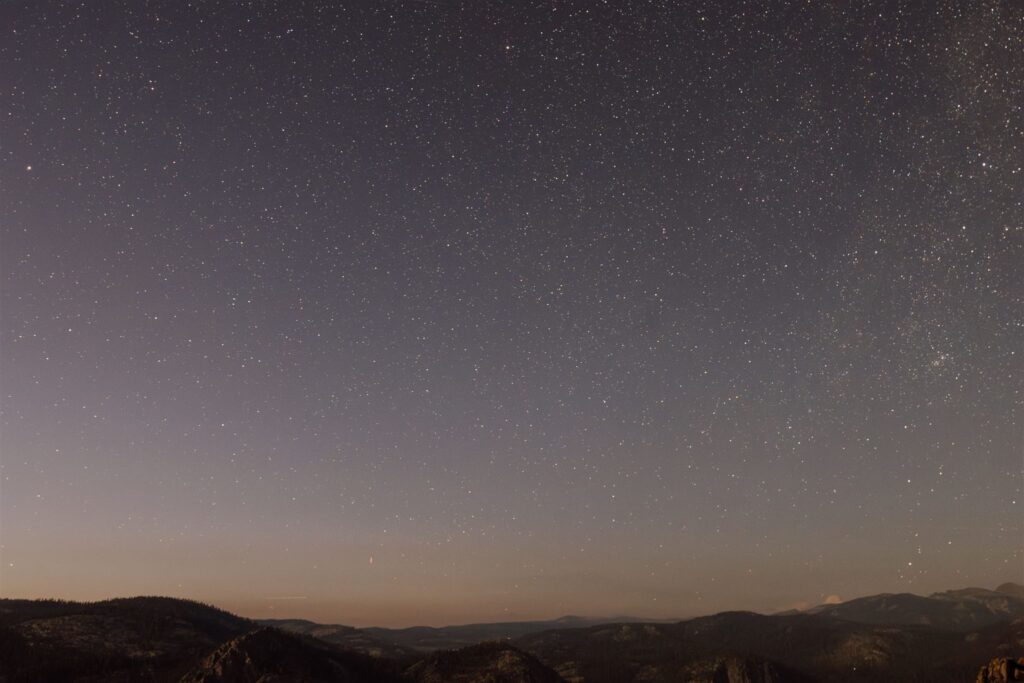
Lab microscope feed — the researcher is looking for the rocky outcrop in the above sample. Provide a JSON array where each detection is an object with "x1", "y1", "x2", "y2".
[
  {"x1": 709, "y1": 657, "x2": 789, "y2": 683},
  {"x1": 675, "y1": 656, "x2": 795, "y2": 683},
  {"x1": 405, "y1": 641, "x2": 565, "y2": 683},
  {"x1": 977, "y1": 658, "x2": 1024, "y2": 683}
]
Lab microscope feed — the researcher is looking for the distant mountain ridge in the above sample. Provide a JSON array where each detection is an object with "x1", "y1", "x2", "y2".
[
  {"x1": 364, "y1": 615, "x2": 679, "y2": 652},
  {"x1": 260, "y1": 614, "x2": 678, "y2": 653},
  {"x1": 261, "y1": 582, "x2": 1024, "y2": 651},
  {"x1": 258, "y1": 618, "x2": 420, "y2": 660},
  {"x1": 806, "y1": 582, "x2": 1024, "y2": 631}
]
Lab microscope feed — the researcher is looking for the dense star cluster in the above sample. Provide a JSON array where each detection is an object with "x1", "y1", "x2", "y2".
[{"x1": 1, "y1": 1, "x2": 1021, "y2": 625}]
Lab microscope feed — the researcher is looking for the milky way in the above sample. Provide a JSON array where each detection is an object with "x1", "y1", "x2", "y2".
[{"x1": 1, "y1": 1, "x2": 1021, "y2": 626}]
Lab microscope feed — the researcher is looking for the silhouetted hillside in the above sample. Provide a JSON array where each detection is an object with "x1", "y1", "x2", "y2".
[
  {"x1": 180, "y1": 627, "x2": 404, "y2": 683},
  {"x1": 0, "y1": 596, "x2": 254, "y2": 682}
]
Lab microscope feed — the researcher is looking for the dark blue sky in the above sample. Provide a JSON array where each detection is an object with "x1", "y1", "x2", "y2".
[{"x1": 1, "y1": 0, "x2": 1020, "y2": 626}]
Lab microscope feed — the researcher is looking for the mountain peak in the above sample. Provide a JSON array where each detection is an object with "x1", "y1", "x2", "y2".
[{"x1": 995, "y1": 582, "x2": 1024, "y2": 599}]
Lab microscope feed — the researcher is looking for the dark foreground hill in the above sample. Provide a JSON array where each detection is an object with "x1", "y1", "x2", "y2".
[
  {"x1": 0, "y1": 596, "x2": 254, "y2": 682},
  {"x1": 179, "y1": 627, "x2": 404, "y2": 683},
  {"x1": 514, "y1": 611, "x2": 1024, "y2": 683}
]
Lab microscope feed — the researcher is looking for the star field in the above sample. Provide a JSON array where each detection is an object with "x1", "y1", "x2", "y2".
[{"x1": 1, "y1": 0, "x2": 1021, "y2": 626}]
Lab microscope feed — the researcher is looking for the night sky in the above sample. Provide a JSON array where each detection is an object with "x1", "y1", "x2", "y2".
[{"x1": 1, "y1": 1, "x2": 1021, "y2": 627}]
